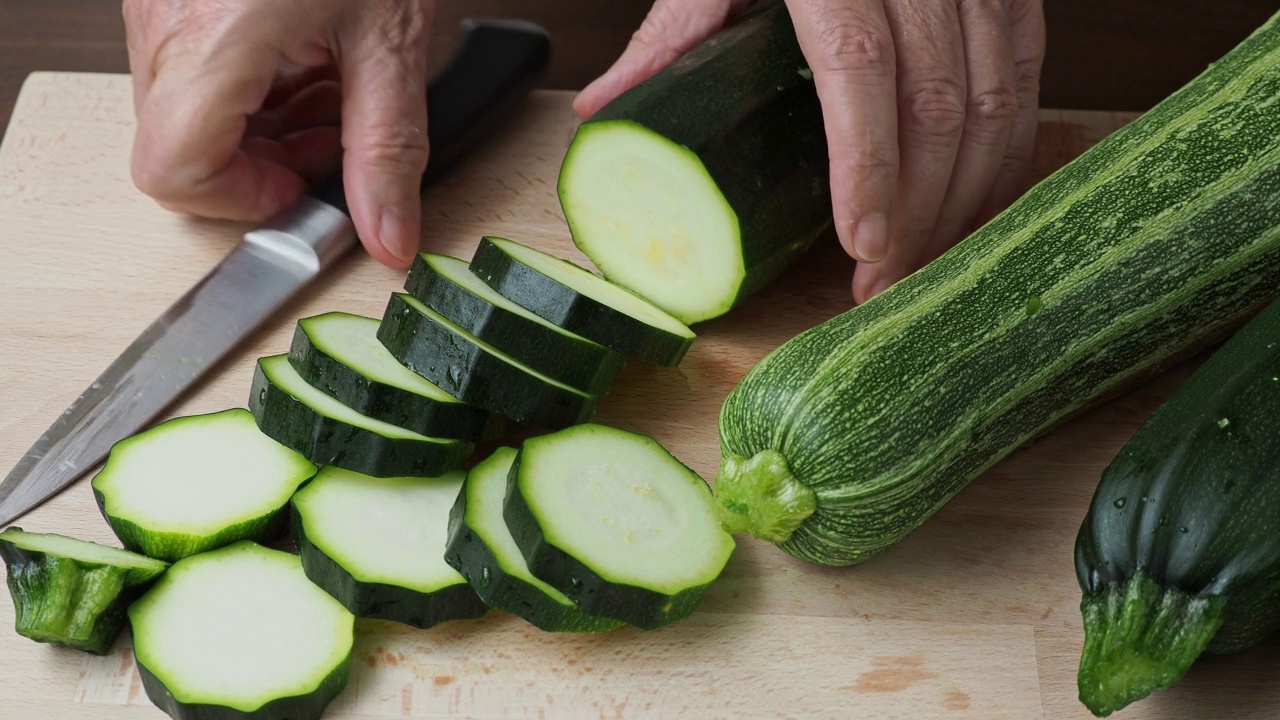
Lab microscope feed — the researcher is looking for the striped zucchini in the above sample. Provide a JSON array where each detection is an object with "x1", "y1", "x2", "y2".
[{"x1": 715, "y1": 10, "x2": 1280, "y2": 566}]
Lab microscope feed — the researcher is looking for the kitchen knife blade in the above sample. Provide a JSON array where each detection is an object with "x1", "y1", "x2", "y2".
[{"x1": 0, "y1": 20, "x2": 551, "y2": 527}]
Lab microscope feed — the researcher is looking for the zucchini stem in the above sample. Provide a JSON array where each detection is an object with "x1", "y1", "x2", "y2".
[
  {"x1": 714, "y1": 450, "x2": 815, "y2": 543},
  {"x1": 1078, "y1": 569, "x2": 1227, "y2": 717}
]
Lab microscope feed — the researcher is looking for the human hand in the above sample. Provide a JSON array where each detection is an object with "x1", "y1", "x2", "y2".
[
  {"x1": 575, "y1": 0, "x2": 1046, "y2": 304},
  {"x1": 123, "y1": 0, "x2": 435, "y2": 267}
]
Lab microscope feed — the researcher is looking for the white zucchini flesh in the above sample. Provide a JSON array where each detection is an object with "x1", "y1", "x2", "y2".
[
  {"x1": 93, "y1": 409, "x2": 315, "y2": 535},
  {"x1": 518, "y1": 425, "x2": 734, "y2": 593},
  {"x1": 129, "y1": 542, "x2": 353, "y2": 712},
  {"x1": 485, "y1": 236, "x2": 695, "y2": 340},
  {"x1": 0, "y1": 529, "x2": 166, "y2": 578},
  {"x1": 293, "y1": 468, "x2": 467, "y2": 593},
  {"x1": 301, "y1": 313, "x2": 461, "y2": 403},
  {"x1": 558, "y1": 122, "x2": 742, "y2": 324}
]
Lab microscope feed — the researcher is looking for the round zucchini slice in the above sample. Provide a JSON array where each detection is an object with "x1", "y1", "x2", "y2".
[
  {"x1": 291, "y1": 466, "x2": 487, "y2": 629},
  {"x1": 289, "y1": 312, "x2": 502, "y2": 441},
  {"x1": 469, "y1": 236, "x2": 695, "y2": 367},
  {"x1": 0, "y1": 527, "x2": 168, "y2": 654},
  {"x1": 378, "y1": 293, "x2": 597, "y2": 429},
  {"x1": 91, "y1": 408, "x2": 317, "y2": 562},
  {"x1": 503, "y1": 424, "x2": 735, "y2": 629},
  {"x1": 405, "y1": 252, "x2": 626, "y2": 394},
  {"x1": 249, "y1": 354, "x2": 473, "y2": 478},
  {"x1": 129, "y1": 542, "x2": 354, "y2": 720},
  {"x1": 445, "y1": 447, "x2": 622, "y2": 633}
]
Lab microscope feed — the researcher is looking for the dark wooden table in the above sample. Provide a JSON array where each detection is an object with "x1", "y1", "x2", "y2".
[{"x1": 2, "y1": 0, "x2": 1276, "y2": 138}]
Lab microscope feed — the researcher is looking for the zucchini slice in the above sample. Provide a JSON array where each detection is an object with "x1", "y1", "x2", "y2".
[
  {"x1": 406, "y1": 252, "x2": 626, "y2": 394},
  {"x1": 291, "y1": 466, "x2": 487, "y2": 629},
  {"x1": 289, "y1": 312, "x2": 502, "y2": 441},
  {"x1": 445, "y1": 447, "x2": 623, "y2": 633},
  {"x1": 559, "y1": 3, "x2": 829, "y2": 325},
  {"x1": 0, "y1": 527, "x2": 168, "y2": 654},
  {"x1": 378, "y1": 293, "x2": 597, "y2": 429},
  {"x1": 250, "y1": 354, "x2": 473, "y2": 478},
  {"x1": 130, "y1": 542, "x2": 353, "y2": 720},
  {"x1": 91, "y1": 408, "x2": 316, "y2": 562},
  {"x1": 503, "y1": 424, "x2": 734, "y2": 629},
  {"x1": 469, "y1": 236, "x2": 694, "y2": 367}
]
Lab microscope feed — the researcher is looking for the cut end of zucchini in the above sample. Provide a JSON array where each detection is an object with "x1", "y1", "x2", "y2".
[
  {"x1": 1077, "y1": 571, "x2": 1226, "y2": 717},
  {"x1": 713, "y1": 450, "x2": 816, "y2": 543},
  {"x1": 0, "y1": 528, "x2": 168, "y2": 582},
  {"x1": 559, "y1": 120, "x2": 743, "y2": 325}
]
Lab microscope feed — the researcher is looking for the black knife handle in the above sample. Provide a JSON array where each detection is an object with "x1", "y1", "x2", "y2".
[{"x1": 309, "y1": 19, "x2": 552, "y2": 214}]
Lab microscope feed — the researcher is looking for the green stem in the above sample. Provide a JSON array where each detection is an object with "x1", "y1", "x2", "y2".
[
  {"x1": 1078, "y1": 569, "x2": 1227, "y2": 717},
  {"x1": 713, "y1": 449, "x2": 816, "y2": 543}
]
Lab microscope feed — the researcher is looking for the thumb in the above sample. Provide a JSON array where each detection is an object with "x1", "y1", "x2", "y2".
[
  {"x1": 336, "y1": 0, "x2": 434, "y2": 267},
  {"x1": 573, "y1": 0, "x2": 754, "y2": 119}
]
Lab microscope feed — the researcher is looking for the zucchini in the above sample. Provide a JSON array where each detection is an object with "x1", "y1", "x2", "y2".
[
  {"x1": 444, "y1": 446, "x2": 623, "y2": 633},
  {"x1": 503, "y1": 424, "x2": 734, "y2": 629},
  {"x1": 250, "y1": 354, "x2": 472, "y2": 477},
  {"x1": 1074, "y1": 297, "x2": 1280, "y2": 716},
  {"x1": 288, "y1": 312, "x2": 502, "y2": 441},
  {"x1": 378, "y1": 293, "x2": 597, "y2": 429},
  {"x1": 714, "y1": 8, "x2": 1280, "y2": 567},
  {"x1": 91, "y1": 408, "x2": 316, "y2": 562},
  {"x1": 469, "y1": 236, "x2": 694, "y2": 367},
  {"x1": 0, "y1": 527, "x2": 167, "y2": 654},
  {"x1": 129, "y1": 541, "x2": 353, "y2": 720},
  {"x1": 405, "y1": 252, "x2": 626, "y2": 394},
  {"x1": 558, "y1": 1, "x2": 828, "y2": 324},
  {"x1": 291, "y1": 466, "x2": 487, "y2": 629}
]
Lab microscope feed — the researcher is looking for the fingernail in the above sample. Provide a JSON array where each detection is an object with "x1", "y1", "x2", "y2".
[
  {"x1": 853, "y1": 214, "x2": 888, "y2": 263},
  {"x1": 379, "y1": 207, "x2": 419, "y2": 265}
]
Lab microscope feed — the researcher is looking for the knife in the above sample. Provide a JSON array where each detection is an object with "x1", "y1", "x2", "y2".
[{"x1": 0, "y1": 20, "x2": 552, "y2": 527}]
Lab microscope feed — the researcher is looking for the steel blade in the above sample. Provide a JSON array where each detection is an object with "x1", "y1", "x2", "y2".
[{"x1": 0, "y1": 199, "x2": 354, "y2": 526}]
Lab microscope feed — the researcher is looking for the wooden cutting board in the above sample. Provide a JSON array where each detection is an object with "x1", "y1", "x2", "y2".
[{"x1": 3, "y1": 72, "x2": 1278, "y2": 720}]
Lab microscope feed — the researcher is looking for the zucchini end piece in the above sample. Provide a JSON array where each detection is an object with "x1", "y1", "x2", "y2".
[
  {"x1": 713, "y1": 450, "x2": 815, "y2": 544},
  {"x1": 1077, "y1": 570, "x2": 1226, "y2": 717}
]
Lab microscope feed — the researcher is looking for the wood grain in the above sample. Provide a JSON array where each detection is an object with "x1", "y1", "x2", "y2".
[{"x1": 3, "y1": 72, "x2": 1280, "y2": 720}]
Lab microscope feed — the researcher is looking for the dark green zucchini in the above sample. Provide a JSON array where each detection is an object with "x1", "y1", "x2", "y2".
[
  {"x1": 445, "y1": 446, "x2": 623, "y2": 633},
  {"x1": 378, "y1": 293, "x2": 597, "y2": 429},
  {"x1": 1075, "y1": 296, "x2": 1280, "y2": 716},
  {"x1": 0, "y1": 528, "x2": 168, "y2": 654},
  {"x1": 558, "y1": 1, "x2": 828, "y2": 324},
  {"x1": 288, "y1": 312, "x2": 502, "y2": 441},
  {"x1": 469, "y1": 236, "x2": 695, "y2": 367},
  {"x1": 249, "y1": 354, "x2": 472, "y2": 478},
  {"x1": 405, "y1": 252, "x2": 626, "y2": 393},
  {"x1": 291, "y1": 466, "x2": 487, "y2": 629},
  {"x1": 503, "y1": 424, "x2": 734, "y2": 629}
]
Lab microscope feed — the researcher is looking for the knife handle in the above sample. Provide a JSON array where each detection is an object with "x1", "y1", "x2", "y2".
[{"x1": 308, "y1": 19, "x2": 552, "y2": 215}]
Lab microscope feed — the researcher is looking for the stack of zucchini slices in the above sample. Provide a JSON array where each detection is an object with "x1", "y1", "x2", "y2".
[{"x1": 1, "y1": 237, "x2": 733, "y2": 720}]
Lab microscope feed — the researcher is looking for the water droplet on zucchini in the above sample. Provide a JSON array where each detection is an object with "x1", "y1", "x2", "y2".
[
  {"x1": 1025, "y1": 294, "x2": 1043, "y2": 316},
  {"x1": 1179, "y1": 526, "x2": 1189, "y2": 534},
  {"x1": 480, "y1": 566, "x2": 491, "y2": 588},
  {"x1": 1218, "y1": 417, "x2": 1231, "y2": 429},
  {"x1": 569, "y1": 576, "x2": 583, "y2": 591},
  {"x1": 1113, "y1": 497, "x2": 1127, "y2": 509}
]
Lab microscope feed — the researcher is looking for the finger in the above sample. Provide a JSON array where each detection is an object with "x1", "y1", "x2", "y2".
[
  {"x1": 246, "y1": 79, "x2": 343, "y2": 139},
  {"x1": 262, "y1": 64, "x2": 341, "y2": 110},
  {"x1": 243, "y1": 127, "x2": 343, "y2": 184},
  {"x1": 132, "y1": 42, "x2": 308, "y2": 222},
  {"x1": 786, "y1": 0, "x2": 900, "y2": 277},
  {"x1": 336, "y1": 0, "x2": 433, "y2": 267},
  {"x1": 976, "y1": 0, "x2": 1044, "y2": 225},
  {"x1": 573, "y1": 0, "x2": 755, "y2": 119},
  {"x1": 918, "y1": 0, "x2": 1018, "y2": 263}
]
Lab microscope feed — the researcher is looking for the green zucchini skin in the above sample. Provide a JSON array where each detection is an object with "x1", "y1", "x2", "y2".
[
  {"x1": 134, "y1": 657, "x2": 350, "y2": 720},
  {"x1": 716, "y1": 8, "x2": 1280, "y2": 567},
  {"x1": 1074, "y1": 297, "x2": 1280, "y2": 716},
  {"x1": 288, "y1": 314, "x2": 502, "y2": 442},
  {"x1": 560, "y1": 1, "x2": 829, "y2": 323},
  {"x1": 0, "y1": 532, "x2": 165, "y2": 655},
  {"x1": 405, "y1": 253, "x2": 626, "y2": 394},
  {"x1": 249, "y1": 357, "x2": 473, "y2": 478},
  {"x1": 290, "y1": 505, "x2": 488, "y2": 630},
  {"x1": 378, "y1": 293, "x2": 597, "y2": 429}
]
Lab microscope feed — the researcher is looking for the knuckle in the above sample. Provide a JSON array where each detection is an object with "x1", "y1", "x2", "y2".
[
  {"x1": 967, "y1": 86, "x2": 1019, "y2": 130},
  {"x1": 354, "y1": 122, "x2": 431, "y2": 172},
  {"x1": 838, "y1": 145, "x2": 897, "y2": 179},
  {"x1": 901, "y1": 78, "x2": 967, "y2": 140},
  {"x1": 813, "y1": 13, "x2": 892, "y2": 76}
]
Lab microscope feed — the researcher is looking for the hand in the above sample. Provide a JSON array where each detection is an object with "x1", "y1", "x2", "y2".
[
  {"x1": 575, "y1": 0, "x2": 1046, "y2": 304},
  {"x1": 123, "y1": 0, "x2": 435, "y2": 267}
]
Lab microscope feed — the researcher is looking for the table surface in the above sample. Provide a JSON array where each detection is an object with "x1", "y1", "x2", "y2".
[{"x1": 3, "y1": 72, "x2": 1280, "y2": 720}]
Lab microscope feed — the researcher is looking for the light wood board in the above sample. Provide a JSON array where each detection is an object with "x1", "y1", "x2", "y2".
[{"x1": 2, "y1": 72, "x2": 1277, "y2": 720}]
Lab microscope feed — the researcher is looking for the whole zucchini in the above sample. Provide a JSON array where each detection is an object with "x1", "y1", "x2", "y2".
[
  {"x1": 715, "y1": 9, "x2": 1280, "y2": 566},
  {"x1": 1075, "y1": 296, "x2": 1280, "y2": 716}
]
